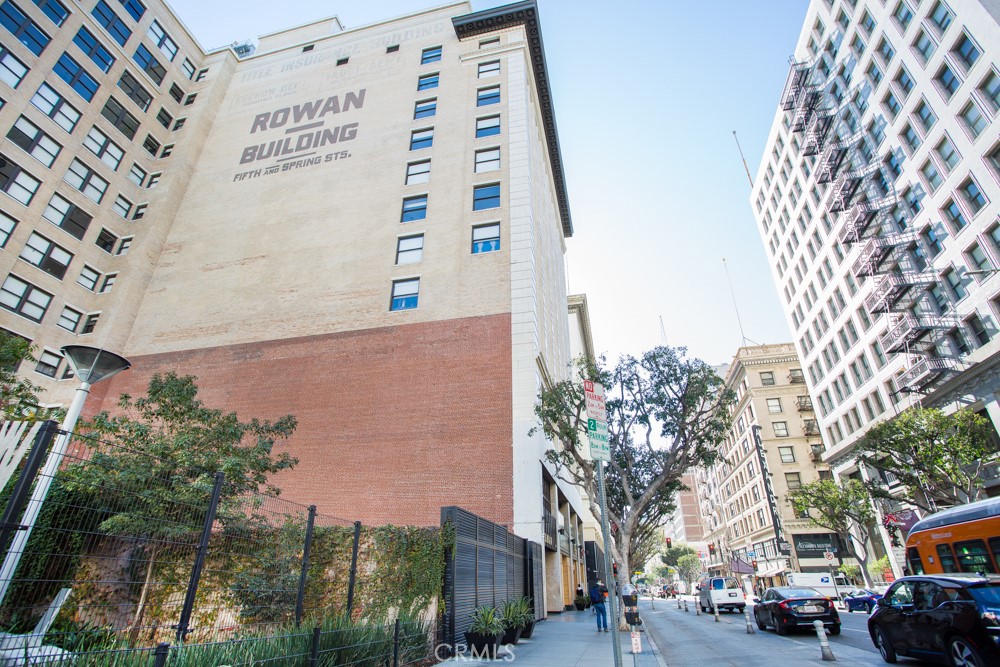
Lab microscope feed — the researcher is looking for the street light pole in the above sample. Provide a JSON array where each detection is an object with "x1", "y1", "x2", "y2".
[{"x1": 0, "y1": 346, "x2": 129, "y2": 606}]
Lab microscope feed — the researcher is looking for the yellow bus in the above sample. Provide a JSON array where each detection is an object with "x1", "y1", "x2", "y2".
[{"x1": 905, "y1": 497, "x2": 1000, "y2": 575}]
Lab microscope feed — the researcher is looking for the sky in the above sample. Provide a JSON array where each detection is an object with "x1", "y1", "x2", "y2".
[{"x1": 165, "y1": 0, "x2": 811, "y2": 366}]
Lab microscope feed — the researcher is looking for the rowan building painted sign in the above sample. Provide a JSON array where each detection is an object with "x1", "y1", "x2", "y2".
[{"x1": 233, "y1": 88, "x2": 365, "y2": 181}]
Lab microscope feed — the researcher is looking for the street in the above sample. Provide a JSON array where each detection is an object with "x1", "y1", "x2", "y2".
[{"x1": 639, "y1": 595, "x2": 901, "y2": 666}]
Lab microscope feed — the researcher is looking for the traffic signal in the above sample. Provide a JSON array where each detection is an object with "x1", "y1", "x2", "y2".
[
  {"x1": 612, "y1": 562, "x2": 618, "y2": 577},
  {"x1": 666, "y1": 537, "x2": 672, "y2": 549},
  {"x1": 708, "y1": 544, "x2": 716, "y2": 556},
  {"x1": 752, "y1": 559, "x2": 758, "y2": 570}
]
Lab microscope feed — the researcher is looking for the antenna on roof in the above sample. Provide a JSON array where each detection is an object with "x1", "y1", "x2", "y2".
[
  {"x1": 732, "y1": 130, "x2": 753, "y2": 189},
  {"x1": 723, "y1": 258, "x2": 760, "y2": 348}
]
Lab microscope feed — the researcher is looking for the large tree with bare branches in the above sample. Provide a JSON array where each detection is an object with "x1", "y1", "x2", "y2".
[{"x1": 532, "y1": 346, "x2": 734, "y2": 596}]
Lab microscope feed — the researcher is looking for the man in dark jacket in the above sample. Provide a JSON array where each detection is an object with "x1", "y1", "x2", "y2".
[{"x1": 589, "y1": 580, "x2": 608, "y2": 632}]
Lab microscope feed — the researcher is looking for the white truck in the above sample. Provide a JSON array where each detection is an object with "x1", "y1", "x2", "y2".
[{"x1": 785, "y1": 572, "x2": 850, "y2": 600}]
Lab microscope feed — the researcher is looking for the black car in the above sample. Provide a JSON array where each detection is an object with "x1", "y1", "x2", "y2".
[
  {"x1": 753, "y1": 586, "x2": 841, "y2": 635},
  {"x1": 868, "y1": 574, "x2": 1000, "y2": 666}
]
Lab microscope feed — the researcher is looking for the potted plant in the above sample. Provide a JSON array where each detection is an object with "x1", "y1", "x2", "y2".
[
  {"x1": 500, "y1": 598, "x2": 525, "y2": 645},
  {"x1": 574, "y1": 593, "x2": 589, "y2": 610},
  {"x1": 515, "y1": 596, "x2": 537, "y2": 639},
  {"x1": 464, "y1": 604, "x2": 504, "y2": 659}
]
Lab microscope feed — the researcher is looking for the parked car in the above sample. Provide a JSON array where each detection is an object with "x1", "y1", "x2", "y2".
[
  {"x1": 697, "y1": 575, "x2": 746, "y2": 613},
  {"x1": 844, "y1": 588, "x2": 883, "y2": 613},
  {"x1": 868, "y1": 573, "x2": 1000, "y2": 666},
  {"x1": 753, "y1": 586, "x2": 841, "y2": 636}
]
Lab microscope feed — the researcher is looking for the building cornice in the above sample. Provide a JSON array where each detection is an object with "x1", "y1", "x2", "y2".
[
  {"x1": 452, "y1": 1, "x2": 573, "y2": 237},
  {"x1": 921, "y1": 348, "x2": 1000, "y2": 407}
]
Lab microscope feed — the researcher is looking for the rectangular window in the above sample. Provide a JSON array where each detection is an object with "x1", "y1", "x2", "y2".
[
  {"x1": 901, "y1": 123, "x2": 921, "y2": 153},
  {"x1": 967, "y1": 313, "x2": 991, "y2": 346},
  {"x1": 92, "y1": 1, "x2": 130, "y2": 46},
  {"x1": 405, "y1": 160, "x2": 430, "y2": 185},
  {"x1": 142, "y1": 133, "x2": 160, "y2": 157},
  {"x1": 116, "y1": 70, "x2": 151, "y2": 111},
  {"x1": 477, "y1": 86, "x2": 500, "y2": 106},
  {"x1": 116, "y1": 236, "x2": 131, "y2": 255},
  {"x1": 944, "y1": 266, "x2": 968, "y2": 300},
  {"x1": 913, "y1": 30, "x2": 936, "y2": 63},
  {"x1": 773, "y1": 421, "x2": 789, "y2": 437},
  {"x1": 478, "y1": 60, "x2": 500, "y2": 78},
  {"x1": 19, "y1": 231, "x2": 71, "y2": 279},
  {"x1": 181, "y1": 58, "x2": 194, "y2": 79},
  {"x1": 979, "y1": 72, "x2": 1000, "y2": 114},
  {"x1": 474, "y1": 147, "x2": 500, "y2": 173},
  {"x1": 99, "y1": 272, "x2": 115, "y2": 293},
  {"x1": 57, "y1": 305, "x2": 80, "y2": 332},
  {"x1": 33, "y1": 349, "x2": 59, "y2": 377},
  {"x1": 778, "y1": 446, "x2": 795, "y2": 463},
  {"x1": 479, "y1": 37, "x2": 499, "y2": 49},
  {"x1": 895, "y1": 67, "x2": 914, "y2": 97},
  {"x1": 413, "y1": 98, "x2": 436, "y2": 119},
  {"x1": 0, "y1": 153, "x2": 38, "y2": 204},
  {"x1": 147, "y1": 20, "x2": 177, "y2": 61},
  {"x1": 30, "y1": 83, "x2": 79, "y2": 133},
  {"x1": 83, "y1": 126, "x2": 123, "y2": 170},
  {"x1": 930, "y1": 1, "x2": 953, "y2": 34},
  {"x1": 172, "y1": 118, "x2": 185, "y2": 131},
  {"x1": 0, "y1": 274, "x2": 50, "y2": 321},
  {"x1": 420, "y1": 46, "x2": 441, "y2": 64},
  {"x1": 81, "y1": 312, "x2": 98, "y2": 334},
  {"x1": 785, "y1": 472, "x2": 802, "y2": 489},
  {"x1": 54, "y1": 53, "x2": 99, "y2": 101},
  {"x1": 127, "y1": 162, "x2": 145, "y2": 186},
  {"x1": 64, "y1": 159, "x2": 107, "y2": 204},
  {"x1": 915, "y1": 99, "x2": 937, "y2": 130},
  {"x1": 42, "y1": 193, "x2": 90, "y2": 238},
  {"x1": 472, "y1": 223, "x2": 500, "y2": 254},
  {"x1": 935, "y1": 136, "x2": 960, "y2": 172},
  {"x1": 473, "y1": 183, "x2": 500, "y2": 210},
  {"x1": 860, "y1": 10, "x2": 876, "y2": 35},
  {"x1": 0, "y1": 1, "x2": 51, "y2": 55},
  {"x1": 76, "y1": 264, "x2": 99, "y2": 291},
  {"x1": 416, "y1": 73, "x2": 438, "y2": 91},
  {"x1": 476, "y1": 115, "x2": 500, "y2": 138},
  {"x1": 953, "y1": 33, "x2": 980, "y2": 71},
  {"x1": 937, "y1": 64, "x2": 961, "y2": 98},
  {"x1": 409, "y1": 128, "x2": 432, "y2": 150},
  {"x1": 893, "y1": 1, "x2": 913, "y2": 30},
  {"x1": 95, "y1": 227, "x2": 116, "y2": 253},
  {"x1": 390, "y1": 278, "x2": 419, "y2": 311},
  {"x1": 766, "y1": 397, "x2": 782, "y2": 413},
  {"x1": 101, "y1": 97, "x2": 139, "y2": 140},
  {"x1": 942, "y1": 199, "x2": 968, "y2": 233},
  {"x1": 7, "y1": 116, "x2": 60, "y2": 167},
  {"x1": 960, "y1": 101, "x2": 987, "y2": 138},
  {"x1": 760, "y1": 371, "x2": 775, "y2": 386},
  {"x1": 132, "y1": 202, "x2": 145, "y2": 219},
  {"x1": 73, "y1": 27, "x2": 114, "y2": 72},
  {"x1": 921, "y1": 160, "x2": 942, "y2": 192},
  {"x1": 33, "y1": 0, "x2": 68, "y2": 26},
  {"x1": 401, "y1": 195, "x2": 427, "y2": 222},
  {"x1": 884, "y1": 91, "x2": 901, "y2": 117},
  {"x1": 0, "y1": 44, "x2": 26, "y2": 88},
  {"x1": 146, "y1": 172, "x2": 159, "y2": 187},
  {"x1": 395, "y1": 234, "x2": 423, "y2": 265},
  {"x1": 0, "y1": 209, "x2": 14, "y2": 246},
  {"x1": 166, "y1": 83, "x2": 181, "y2": 103},
  {"x1": 112, "y1": 194, "x2": 131, "y2": 218},
  {"x1": 132, "y1": 44, "x2": 164, "y2": 84}
]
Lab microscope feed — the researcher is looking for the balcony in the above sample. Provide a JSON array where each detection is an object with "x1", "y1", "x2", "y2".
[
  {"x1": 803, "y1": 111, "x2": 835, "y2": 156},
  {"x1": 852, "y1": 235, "x2": 896, "y2": 277},
  {"x1": 796, "y1": 395, "x2": 813, "y2": 412},
  {"x1": 828, "y1": 174, "x2": 865, "y2": 213},
  {"x1": 817, "y1": 143, "x2": 851, "y2": 184},
  {"x1": 803, "y1": 419, "x2": 821, "y2": 436},
  {"x1": 893, "y1": 356, "x2": 951, "y2": 393},
  {"x1": 790, "y1": 90, "x2": 822, "y2": 132},
  {"x1": 781, "y1": 61, "x2": 813, "y2": 111},
  {"x1": 878, "y1": 315, "x2": 933, "y2": 354}
]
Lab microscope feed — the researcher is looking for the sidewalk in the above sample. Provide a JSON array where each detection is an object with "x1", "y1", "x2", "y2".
[{"x1": 441, "y1": 608, "x2": 664, "y2": 666}]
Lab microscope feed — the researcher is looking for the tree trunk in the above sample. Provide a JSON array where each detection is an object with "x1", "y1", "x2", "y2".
[
  {"x1": 843, "y1": 533, "x2": 875, "y2": 588},
  {"x1": 127, "y1": 544, "x2": 157, "y2": 643}
]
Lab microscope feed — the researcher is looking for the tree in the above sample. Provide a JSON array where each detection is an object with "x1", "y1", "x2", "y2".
[
  {"x1": 68, "y1": 372, "x2": 298, "y2": 634},
  {"x1": 789, "y1": 479, "x2": 878, "y2": 588},
  {"x1": 856, "y1": 406, "x2": 998, "y2": 512},
  {"x1": 676, "y1": 554, "x2": 702, "y2": 587},
  {"x1": 660, "y1": 543, "x2": 697, "y2": 567},
  {"x1": 533, "y1": 346, "x2": 734, "y2": 602},
  {"x1": 0, "y1": 331, "x2": 46, "y2": 421}
]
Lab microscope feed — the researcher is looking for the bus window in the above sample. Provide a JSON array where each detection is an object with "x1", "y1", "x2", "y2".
[
  {"x1": 954, "y1": 540, "x2": 997, "y2": 574},
  {"x1": 906, "y1": 547, "x2": 925, "y2": 575},
  {"x1": 937, "y1": 544, "x2": 958, "y2": 572},
  {"x1": 990, "y1": 538, "x2": 1000, "y2": 572}
]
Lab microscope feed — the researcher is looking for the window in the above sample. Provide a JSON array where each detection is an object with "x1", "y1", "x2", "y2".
[
  {"x1": 56, "y1": 305, "x2": 80, "y2": 332},
  {"x1": 0, "y1": 210, "x2": 14, "y2": 246},
  {"x1": 936, "y1": 136, "x2": 960, "y2": 172},
  {"x1": 19, "y1": 232, "x2": 71, "y2": 279},
  {"x1": 930, "y1": 1, "x2": 953, "y2": 34},
  {"x1": 915, "y1": 99, "x2": 937, "y2": 130},
  {"x1": 127, "y1": 162, "x2": 145, "y2": 186},
  {"x1": 785, "y1": 472, "x2": 802, "y2": 489},
  {"x1": 420, "y1": 46, "x2": 441, "y2": 64},
  {"x1": 901, "y1": 123, "x2": 921, "y2": 153},
  {"x1": 54, "y1": 53, "x2": 99, "y2": 101},
  {"x1": 30, "y1": 83, "x2": 79, "y2": 133},
  {"x1": 0, "y1": 44, "x2": 26, "y2": 89},
  {"x1": 335, "y1": 57, "x2": 347, "y2": 66},
  {"x1": 80, "y1": 312, "x2": 98, "y2": 334},
  {"x1": 860, "y1": 11, "x2": 876, "y2": 35},
  {"x1": 922, "y1": 226, "x2": 944, "y2": 257},
  {"x1": 42, "y1": 193, "x2": 90, "y2": 238},
  {"x1": 944, "y1": 266, "x2": 968, "y2": 300},
  {"x1": 473, "y1": 183, "x2": 500, "y2": 210},
  {"x1": 91, "y1": 1, "x2": 130, "y2": 46},
  {"x1": 118, "y1": 0, "x2": 144, "y2": 22},
  {"x1": 401, "y1": 195, "x2": 427, "y2": 222},
  {"x1": 967, "y1": 313, "x2": 992, "y2": 345},
  {"x1": 146, "y1": 172, "x2": 160, "y2": 187},
  {"x1": 778, "y1": 446, "x2": 795, "y2": 463},
  {"x1": 33, "y1": 0, "x2": 68, "y2": 26},
  {"x1": 954, "y1": 540, "x2": 996, "y2": 573},
  {"x1": 117, "y1": 71, "x2": 151, "y2": 111},
  {"x1": 32, "y1": 349, "x2": 60, "y2": 377},
  {"x1": 395, "y1": 234, "x2": 423, "y2": 265},
  {"x1": 867, "y1": 61, "x2": 883, "y2": 87},
  {"x1": 132, "y1": 44, "x2": 164, "y2": 85},
  {"x1": 0, "y1": 1, "x2": 51, "y2": 55},
  {"x1": 73, "y1": 27, "x2": 114, "y2": 73},
  {"x1": 416, "y1": 73, "x2": 438, "y2": 90},
  {"x1": 960, "y1": 101, "x2": 987, "y2": 138},
  {"x1": 479, "y1": 37, "x2": 499, "y2": 49},
  {"x1": 893, "y1": 2, "x2": 913, "y2": 30},
  {"x1": 478, "y1": 60, "x2": 499, "y2": 78},
  {"x1": 385, "y1": 44, "x2": 398, "y2": 53},
  {"x1": 921, "y1": 160, "x2": 943, "y2": 192},
  {"x1": 142, "y1": 133, "x2": 160, "y2": 157},
  {"x1": 147, "y1": 20, "x2": 177, "y2": 61},
  {"x1": 949, "y1": 327, "x2": 970, "y2": 354},
  {"x1": 83, "y1": 126, "x2": 123, "y2": 170},
  {"x1": 913, "y1": 30, "x2": 936, "y2": 63},
  {"x1": 475, "y1": 115, "x2": 500, "y2": 138},
  {"x1": 937, "y1": 64, "x2": 961, "y2": 98},
  {"x1": 183, "y1": 93, "x2": 196, "y2": 106},
  {"x1": 132, "y1": 202, "x2": 145, "y2": 220},
  {"x1": 101, "y1": 97, "x2": 139, "y2": 139},
  {"x1": 0, "y1": 274, "x2": 50, "y2": 321},
  {"x1": 472, "y1": 223, "x2": 500, "y2": 254},
  {"x1": 76, "y1": 264, "x2": 99, "y2": 291},
  {"x1": 895, "y1": 67, "x2": 914, "y2": 97},
  {"x1": 413, "y1": 98, "x2": 435, "y2": 119},
  {"x1": 172, "y1": 118, "x2": 185, "y2": 131},
  {"x1": 477, "y1": 86, "x2": 500, "y2": 106},
  {"x1": 390, "y1": 278, "x2": 418, "y2": 311},
  {"x1": 960, "y1": 178, "x2": 987, "y2": 214},
  {"x1": 181, "y1": 58, "x2": 194, "y2": 79},
  {"x1": 766, "y1": 397, "x2": 782, "y2": 413},
  {"x1": 112, "y1": 194, "x2": 131, "y2": 218},
  {"x1": 95, "y1": 227, "x2": 116, "y2": 253},
  {"x1": 7, "y1": 116, "x2": 60, "y2": 167},
  {"x1": 405, "y1": 160, "x2": 430, "y2": 185},
  {"x1": 941, "y1": 199, "x2": 968, "y2": 233},
  {"x1": 0, "y1": 154, "x2": 38, "y2": 205},
  {"x1": 884, "y1": 91, "x2": 902, "y2": 116},
  {"x1": 409, "y1": 128, "x2": 432, "y2": 150},
  {"x1": 99, "y1": 272, "x2": 115, "y2": 293},
  {"x1": 474, "y1": 147, "x2": 500, "y2": 173},
  {"x1": 64, "y1": 159, "x2": 107, "y2": 204},
  {"x1": 195, "y1": 67, "x2": 207, "y2": 82},
  {"x1": 980, "y1": 72, "x2": 1000, "y2": 114},
  {"x1": 168, "y1": 84, "x2": 183, "y2": 104},
  {"x1": 952, "y1": 33, "x2": 980, "y2": 71},
  {"x1": 760, "y1": 371, "x2": 775, "y2": 386},
  {"x1": 966, "y1": 242, "x2": 992, "y2": 277},
  {"x1": 773, "y1": 421, "x2": 789, "y2": 437}
]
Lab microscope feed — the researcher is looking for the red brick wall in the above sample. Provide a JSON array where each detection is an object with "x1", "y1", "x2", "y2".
[{"x1": 88, "y1": 314, "x2": 514, "y2": 527}]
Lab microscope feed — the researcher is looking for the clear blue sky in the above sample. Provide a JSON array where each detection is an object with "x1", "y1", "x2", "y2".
[{"x1": 166, "y1": 0, "x2": 810, "y2": 366}]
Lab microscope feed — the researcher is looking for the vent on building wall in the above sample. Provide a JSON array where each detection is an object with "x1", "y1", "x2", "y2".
[{"x1": 232, "y1": 41, "x2": 255, "y2": 58}]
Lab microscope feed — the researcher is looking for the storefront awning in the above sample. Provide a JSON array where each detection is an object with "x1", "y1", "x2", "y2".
[
  {"x1": 757, "y1": 562, "x2": 787, "y2": 577},
  {"x1": 731, "y1": 557, "x2": 754, "y2": 574}
]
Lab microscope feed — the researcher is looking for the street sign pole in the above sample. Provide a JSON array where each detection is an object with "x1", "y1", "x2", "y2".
[{"x1": 597, "y1": 460, "x2": 624, "y2": 667}]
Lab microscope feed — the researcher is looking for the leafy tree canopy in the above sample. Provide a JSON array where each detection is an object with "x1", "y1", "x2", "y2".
[
  {"x1": 676, "y1": 554, "x2": 702, "y2": 584},
  {"x1": 660, "y1": 543, "x2": 697, "y2": 567},
  {"x1": 0, "y1": 331, "x2": 47, "y2": 421}
]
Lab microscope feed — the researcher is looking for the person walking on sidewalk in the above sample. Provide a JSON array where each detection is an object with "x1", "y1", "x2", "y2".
[{"x1": 590, "y1": 580, "x2": 609, "y2": 632}]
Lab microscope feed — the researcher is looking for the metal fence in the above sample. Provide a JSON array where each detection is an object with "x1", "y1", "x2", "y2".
[{"x1": 0, "y1": 421, "x2": 436, "y2": 665}]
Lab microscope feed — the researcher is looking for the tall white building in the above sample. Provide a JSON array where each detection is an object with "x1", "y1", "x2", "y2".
[{"x1": 752, "y1": 0, "x2": 1000, "y2": 569}]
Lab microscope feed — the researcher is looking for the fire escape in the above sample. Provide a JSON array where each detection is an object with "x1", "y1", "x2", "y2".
[{"x1": 781, "y1": 52, "x2": 955, "y2": 396}]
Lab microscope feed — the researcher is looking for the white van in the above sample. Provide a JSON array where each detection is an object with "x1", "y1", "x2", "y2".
[
  {"x1": 697, "y1": 575, "x2": 746, "y2": 613},
  {"x1": 784, "y1": 572, "x2": 849, "y2": 600}
]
